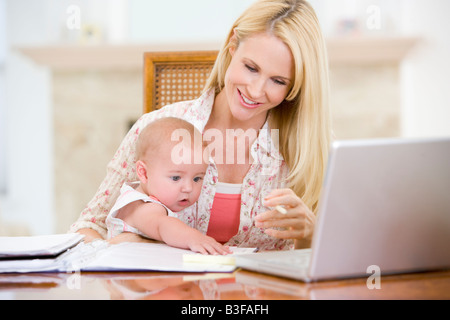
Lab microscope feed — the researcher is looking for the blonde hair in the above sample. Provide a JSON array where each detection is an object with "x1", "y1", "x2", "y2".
[{"x1": 204, "y1": 0, "x2": 331, "y2": 213}]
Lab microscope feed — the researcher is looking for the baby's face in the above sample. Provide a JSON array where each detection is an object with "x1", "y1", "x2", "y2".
[{"x1": 144, "y1": 144, "x2": 207, "y2": 212}]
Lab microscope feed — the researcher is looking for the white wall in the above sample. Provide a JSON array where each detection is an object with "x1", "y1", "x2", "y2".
[
  {"x1": 0, "y1": 0, "x2": 7, "y2": 194},
  {"x1": 399, "y1": 0, "x2": 450, "y2": 138},
  {"x1": 1, "y1": 0, "x2": 54, "y2": 235},
  {"x1": 129, "y1": 0, "x2": 256, "y2": 44},
  {"x1": 314, "y1": 0, "x2": 450, "y2": 138}
]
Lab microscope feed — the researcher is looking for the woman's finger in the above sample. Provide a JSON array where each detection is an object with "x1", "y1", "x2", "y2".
[
  {"x1": 255, "y1": 210, "x2": 292, "y2": 227},
  {"x1": 256, "y1": 216, "x2": 302, "y2": 229},
  {"x1": 264, "y1": 192, "x2": 303, "y2": 208},
  {"x1": 264, "y1": 228, "x2": 305, "y2": 240},
  {"x1": 255, "y1": 206, "x2": 300, "y2": 222},
  {"x1": 264, "y1": 188, "x2": 294, "y2": 200}
]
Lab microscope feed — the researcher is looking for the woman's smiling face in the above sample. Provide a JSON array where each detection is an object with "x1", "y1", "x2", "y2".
[{"x1": 222, "y1": 32, "x2": 294, "y2": 126}]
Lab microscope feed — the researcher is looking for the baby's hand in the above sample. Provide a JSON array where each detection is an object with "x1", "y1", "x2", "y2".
[{"x1": 187, "y1": 233, "x2": 232, "y2": 255}]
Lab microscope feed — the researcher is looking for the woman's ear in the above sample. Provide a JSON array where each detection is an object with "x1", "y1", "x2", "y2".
[
  {"x1": 135, "y1": 160, "x2": 148, "y2": 184},
  {"x1": 228, "y1": 28, "x2": 238, "y2": 56}
]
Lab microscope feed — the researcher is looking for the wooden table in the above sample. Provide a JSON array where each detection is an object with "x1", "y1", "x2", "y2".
[{"x1": 1, "y1": 268, "x2": 449, "y2": 300}]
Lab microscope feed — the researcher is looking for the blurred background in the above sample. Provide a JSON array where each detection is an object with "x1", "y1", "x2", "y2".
[{"x1": 0, "y1": 0, "x2": 449, "y2": 236}]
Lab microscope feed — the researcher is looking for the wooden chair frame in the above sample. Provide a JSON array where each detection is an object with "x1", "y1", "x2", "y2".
[{"x1": 143, "y1": 51, "x2": 218, "y2": 114}]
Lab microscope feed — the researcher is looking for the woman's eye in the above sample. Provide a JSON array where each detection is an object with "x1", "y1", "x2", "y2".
[
  {"x1": 273, "y1": 78, "x2": 287, "y2": 86},
  {"x1": 245, "y1": 64, "x2": 257, "y2": 73},
  {"x1": 171, "y1": 176, "x2": 181, "y2": 181}
]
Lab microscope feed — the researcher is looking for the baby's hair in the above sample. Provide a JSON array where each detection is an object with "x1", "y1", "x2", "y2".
[{"x1": 136, "y1": 117, "x2": 203, "y2": 162}]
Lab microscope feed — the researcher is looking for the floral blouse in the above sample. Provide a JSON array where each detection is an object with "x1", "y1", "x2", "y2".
[{"x1": 70, "y1": 89, "x2": 293, "y2": 251}]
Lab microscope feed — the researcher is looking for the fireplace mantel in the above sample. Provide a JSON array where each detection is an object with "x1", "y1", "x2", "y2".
[{"x1": 17, "y1": 37, "x2": 419, "y2": 70}]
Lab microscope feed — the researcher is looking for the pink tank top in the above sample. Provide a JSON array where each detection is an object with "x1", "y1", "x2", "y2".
[{"x1": 206, "y1": 182, "x2": 242, "y2": 244}]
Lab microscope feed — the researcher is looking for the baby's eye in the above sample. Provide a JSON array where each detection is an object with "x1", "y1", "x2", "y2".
[
  {"x1": 171, "y1": 176, "x2": 181, "y2": 181},
  {"x1": 193, "y1": 177, "x2": 203, "y2": 183}
]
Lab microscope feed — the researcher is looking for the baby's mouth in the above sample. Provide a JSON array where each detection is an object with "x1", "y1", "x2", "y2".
[{"x1": 178, "y1": 198, "x2": 190, "y2": 206}]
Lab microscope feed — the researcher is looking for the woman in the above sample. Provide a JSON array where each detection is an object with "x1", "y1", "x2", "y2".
[{"x1": 70, "y1": 0, "x2": 331, "y2": 250}]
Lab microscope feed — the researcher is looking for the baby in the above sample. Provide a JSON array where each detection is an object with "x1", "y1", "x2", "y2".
[{"x1": 106, "y1": 117, "x2": 230, "y2": 255}]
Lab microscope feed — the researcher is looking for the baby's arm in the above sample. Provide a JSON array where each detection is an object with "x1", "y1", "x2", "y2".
[{"x1": 120, "y1": 202, "x2": 230, "y2": 255}]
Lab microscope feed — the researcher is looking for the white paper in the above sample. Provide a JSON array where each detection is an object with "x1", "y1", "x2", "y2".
[
  {"x1": 0, "y1": 233, "x2": 84, "y2": 258},
  {"x1": 82, "y1": 243, "x2": 255, "y2": 273}
]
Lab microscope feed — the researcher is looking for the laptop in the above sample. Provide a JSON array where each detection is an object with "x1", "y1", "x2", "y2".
[{"x1": 235, "y1": 137, "x2": 450, "y2": 282}]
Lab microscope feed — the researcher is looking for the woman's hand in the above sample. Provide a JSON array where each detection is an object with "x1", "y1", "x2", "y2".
[{"x1": 254, "y1": 188, "x2": 316, "y2": 249}]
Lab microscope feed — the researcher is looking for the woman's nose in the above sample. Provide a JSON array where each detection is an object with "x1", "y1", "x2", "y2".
[{"x1": 248, "y1": 77, "x2": 265, "y2": 99}]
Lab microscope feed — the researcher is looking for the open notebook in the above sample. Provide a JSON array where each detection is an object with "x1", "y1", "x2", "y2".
[{"x1": 0, "y1": 234, "x2": 255, "y2": 274}]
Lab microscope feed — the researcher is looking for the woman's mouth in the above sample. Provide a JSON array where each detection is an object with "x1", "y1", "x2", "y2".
[{"x1": 238, "y1": 89, "x2": 261, "y2": 109}]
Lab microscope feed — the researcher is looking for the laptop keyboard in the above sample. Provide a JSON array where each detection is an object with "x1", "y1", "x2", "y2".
[{"x1": 266, "y1": 250, "x2": 311, "y2": 267}]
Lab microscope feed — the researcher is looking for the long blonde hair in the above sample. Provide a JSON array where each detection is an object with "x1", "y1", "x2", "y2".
[{"x1": 204, "y1": 0, "x2": 331, "y2": 213}]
